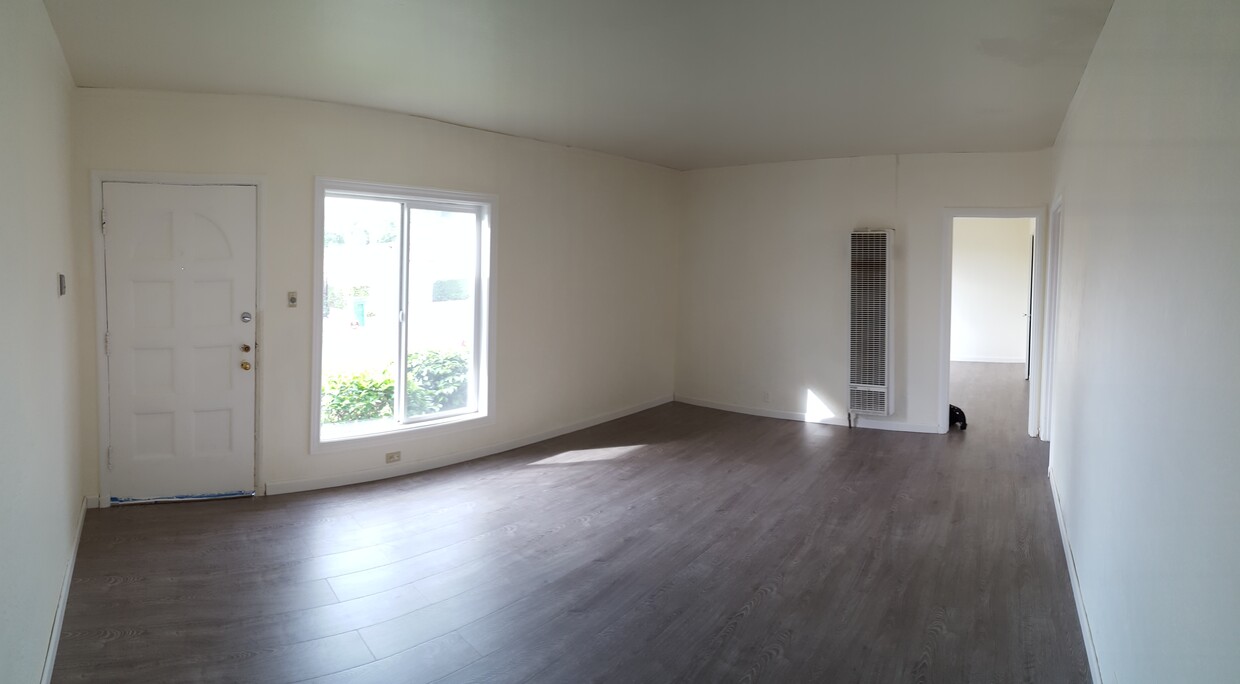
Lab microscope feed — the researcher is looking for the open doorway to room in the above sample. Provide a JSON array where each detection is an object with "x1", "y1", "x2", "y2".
[{"x1": 943, "y1": 213, "x2": 1041, "y2": 437}]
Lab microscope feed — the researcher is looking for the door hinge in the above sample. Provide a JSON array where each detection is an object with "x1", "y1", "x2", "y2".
[
  {"x1": 104, "y1": 330, "x2": 110, "y2": 356},
  {"x1": 106, "y1": 445, "x2": 113, "y2": 471},
  {"x1": 100, "y1": 208, "x2": 107, "y2": 232}
]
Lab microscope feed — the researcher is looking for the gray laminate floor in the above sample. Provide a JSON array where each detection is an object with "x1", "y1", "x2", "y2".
[{"x1": 53, "y1": 362, "x2": 1089, "y2": 683}]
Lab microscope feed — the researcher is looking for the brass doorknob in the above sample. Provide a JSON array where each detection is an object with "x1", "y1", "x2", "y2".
[
  {"x1": 240, "y1": 361, "x2": 252, "y2": 371},
  {"x1": 240, "y1": 343, "x2": 251, "y2": 352}
]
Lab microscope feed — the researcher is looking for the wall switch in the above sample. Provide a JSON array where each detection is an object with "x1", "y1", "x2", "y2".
[
  {"x1": 385, "y1": 451, "x2": 401, "y2": 464},
  {"x1": 287, "y1": 291, "x2": 298, "y2": 307}
]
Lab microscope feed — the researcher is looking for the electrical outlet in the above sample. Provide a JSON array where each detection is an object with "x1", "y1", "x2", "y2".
[
  {"x1": 385, "y1": 451, "x2": 401, "y2": 464},
  {"x1": 762, "y1": 391, "x2": 771, "y2": 404}
]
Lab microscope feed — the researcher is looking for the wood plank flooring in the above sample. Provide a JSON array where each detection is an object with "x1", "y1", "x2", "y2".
[{"x1": 54, "y1": 363, "x2": 1089, "y2": 682}]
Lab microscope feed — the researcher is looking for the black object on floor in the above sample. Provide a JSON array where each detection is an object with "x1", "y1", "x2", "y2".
[{"x1": 949, "y1": 404, "x2": 968, "y2": 430}]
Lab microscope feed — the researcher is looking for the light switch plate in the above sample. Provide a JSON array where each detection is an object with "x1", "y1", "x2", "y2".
[{"x1": 287, "y1": 291, "x2": 298, "y2": 307}]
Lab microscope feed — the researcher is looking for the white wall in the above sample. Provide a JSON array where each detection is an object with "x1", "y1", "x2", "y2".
[
  {"x1": 72, "y1": 89, "x2": 680, "y2": 495},
  {"x1": 677, "y1": 151, "x2": 1048, "y2": 431},
  {"x1": 0, "y1": 0, "x2": 84, "y2": 681},
  {"x1": 1048, "y1": 0, "x2": 1240, "y2": 681},
  {"x1": 950, "y1": 217, "x2": 1033, "y2": 363}
]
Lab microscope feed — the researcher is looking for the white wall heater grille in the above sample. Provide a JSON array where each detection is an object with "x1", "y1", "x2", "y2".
[{"x1": 849, "y1": 230, "x2": 893, "y2": 416}]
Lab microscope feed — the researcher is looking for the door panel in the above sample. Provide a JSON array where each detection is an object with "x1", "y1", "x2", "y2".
[{"x1": 103, "y1": 182, "x2": 256, "y2": 502}]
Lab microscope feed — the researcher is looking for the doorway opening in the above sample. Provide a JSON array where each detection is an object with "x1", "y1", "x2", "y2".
[{"x1": 940, "y1": 210, "x2": 1045, "y2": 437}]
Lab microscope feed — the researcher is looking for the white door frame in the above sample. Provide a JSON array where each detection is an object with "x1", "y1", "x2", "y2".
[
  {"x1": 1039, "y1": 198, "x2": 1065, "y2": 442},
  {"x1": 938, "y1": 207, "x2": 1047, "y2": 437},
  {"x1": 91, "y1": 171, "x2": 265, "y2": 508}
]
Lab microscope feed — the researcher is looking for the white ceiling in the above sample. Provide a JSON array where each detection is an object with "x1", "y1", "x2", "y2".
[{"x1": 44, "y1": 0, "x2": 1111, "y2": 170}]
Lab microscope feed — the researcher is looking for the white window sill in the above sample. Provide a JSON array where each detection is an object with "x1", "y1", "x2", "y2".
[{"x1": 312, "y1": 410, "x2": 491, "y2": 454}]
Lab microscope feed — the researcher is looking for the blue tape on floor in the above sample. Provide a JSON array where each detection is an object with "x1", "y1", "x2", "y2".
[{"x1": 110, "y1": 490, "x2": 255, "y2": 504}]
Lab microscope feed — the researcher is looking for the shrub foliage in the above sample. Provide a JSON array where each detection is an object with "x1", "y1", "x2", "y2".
[
  {"x1": 404, "y1": 350, "x2": 470, "y2": 416},
  {"x1": 321, "y1": 351, "x2": 470, "y2": 424}
]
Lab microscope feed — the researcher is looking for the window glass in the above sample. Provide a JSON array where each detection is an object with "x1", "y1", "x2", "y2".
[
  {"x1": 404, "y1": 206, "x2": 478, "y2": 420},
  {"x1": 321, "y1": 197, "x2": 401, "y2": 440}
]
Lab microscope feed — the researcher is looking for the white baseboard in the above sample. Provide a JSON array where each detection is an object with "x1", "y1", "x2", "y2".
[
  {"x1": 854, "y1": 418, "x2": 942, "y2": 434},
  {"x1": 266, "y1": 395, "x2": 675, "y2": 496},
  {"x1": 950, "y1": 356, "x2": 1026, "y2": 364},
  {"x1": 84, "y1": 496, "x2": 100, "y2": 509},
  {"x1": 1048, "y1": 466, "x2": 1103, "y2": 684},
  {"x1": 42, "y1": 496, "x2": 88, "y2": 684},
  {"x1": 674, "y1": 396, "x2": 809, "y2": 422},
  {"x1": 673, "y1": 395, "x2": 940, "y2": 434}
]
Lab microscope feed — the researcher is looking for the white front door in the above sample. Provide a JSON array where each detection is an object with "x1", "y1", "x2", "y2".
[{"x1": 103, "y1": 181, "x2": 257, "y2": 503}]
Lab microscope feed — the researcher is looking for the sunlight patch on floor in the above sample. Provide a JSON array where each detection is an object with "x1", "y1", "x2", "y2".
[{"x1": 529, "y1": 445, "x2": 647, "y2": 465}]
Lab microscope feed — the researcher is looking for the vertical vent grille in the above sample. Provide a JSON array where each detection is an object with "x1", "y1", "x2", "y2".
[{"x1": 849, "y1": 230, "x2": 892, "y2": 416}]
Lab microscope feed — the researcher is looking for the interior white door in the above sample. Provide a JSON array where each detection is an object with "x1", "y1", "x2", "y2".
[{"x1": 103, "y1": 181, "x2": 257, "y2": 503}]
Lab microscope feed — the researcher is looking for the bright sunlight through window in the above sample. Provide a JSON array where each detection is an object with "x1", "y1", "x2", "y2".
[
  {"x1": 313, "y1": 180, "x2": 492, "y2": 447},
  {"x1": 805, "y1": 389, "x2": 836, "y2": 423}
]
